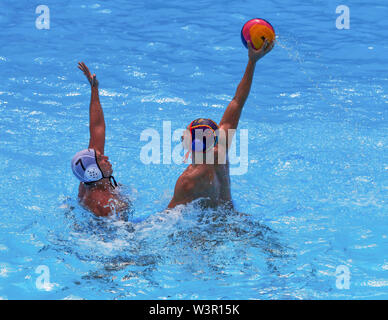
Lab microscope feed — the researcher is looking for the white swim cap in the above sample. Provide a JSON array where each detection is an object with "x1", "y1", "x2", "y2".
[{"x1": 71, "y1": 149, "x2": 103, "y2": 183}]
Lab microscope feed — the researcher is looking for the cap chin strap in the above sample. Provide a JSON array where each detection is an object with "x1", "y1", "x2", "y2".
[
  {"x1": 92, "y1": 149, "x2": 118, "y2": 189},
  {"x1": 109, "y1": 175, "x2": 118, "y2": 189},
  {"x1": 101, "y1": 172, "x2": 118, "y2": 189},
  {"x1": 84, "y1": 174, "x2": 118, "y2": 189},
  {"x1": 182, "y1": 138, "x2": 219, "y2": 163}
]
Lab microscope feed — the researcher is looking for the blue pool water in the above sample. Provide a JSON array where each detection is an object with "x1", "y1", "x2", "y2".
[{"x1": 0, "y1": 0, "x2": 387, "y2": 299}]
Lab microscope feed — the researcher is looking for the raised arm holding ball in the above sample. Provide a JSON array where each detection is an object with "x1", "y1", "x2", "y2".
[{"x1": 168, "y1": 32, "x2": 274, "y2": 209}]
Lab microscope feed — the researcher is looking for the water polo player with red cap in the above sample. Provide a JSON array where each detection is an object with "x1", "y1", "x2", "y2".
[
  {"x1": 71, "y1": 62, "x2": 129, "y2": 217},
  {"x1": 168, "y1": 39, "x2": 274, "y2": 209}
]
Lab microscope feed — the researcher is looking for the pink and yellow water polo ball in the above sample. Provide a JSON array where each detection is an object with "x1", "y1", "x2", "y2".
[{"x1": 241, "y1": 18, "x2": 275, "y2": 50}]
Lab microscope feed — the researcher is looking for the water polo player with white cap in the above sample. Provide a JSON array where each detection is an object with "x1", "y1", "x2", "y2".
[{"x1": 71, "y1": 62, "x2": 128, "y2": 217}]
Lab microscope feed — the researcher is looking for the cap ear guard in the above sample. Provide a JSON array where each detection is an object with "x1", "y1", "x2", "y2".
[
  {"x1": 182, "y1": 130, "x2": 209, "y2": 152},
  {"x1": 191, "y1": 128, "x2": 218, "y2": 152},
  {"x1": 84, "y1": 165, "x2": 103, "y2": 181},
  {"x1": 182, "y1": 119, "x2": 219, "y2": 153},
  {"x1": 71, "y1": 148, "x2": 104, "y2": 183},
  {"x1": 181, "y1": 119, "x2": 219, "y2": 163},
  {"x1": 192, "y1": 138, "x2": 205, "y2": 152}
]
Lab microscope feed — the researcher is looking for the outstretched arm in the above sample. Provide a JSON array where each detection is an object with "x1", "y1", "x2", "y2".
[
  {"x1": 78, "y1": 62, "x2": 105, "y2": 154},
  {"x1": 219, "y1": 40, "x2": 274, "y2": 149}
]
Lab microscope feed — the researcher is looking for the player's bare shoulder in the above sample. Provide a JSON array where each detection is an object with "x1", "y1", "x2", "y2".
[
  {"x1": 175, "y1": 167, "x2": 198, "y2": 193},
  {"x1": 80, "y1": 188, "x2": 112, "y2": 216}
]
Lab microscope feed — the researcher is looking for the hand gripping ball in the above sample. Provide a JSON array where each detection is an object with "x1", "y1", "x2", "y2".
[{"x1": 241, "y1": 18, "x2": 275, "y2": 50}]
